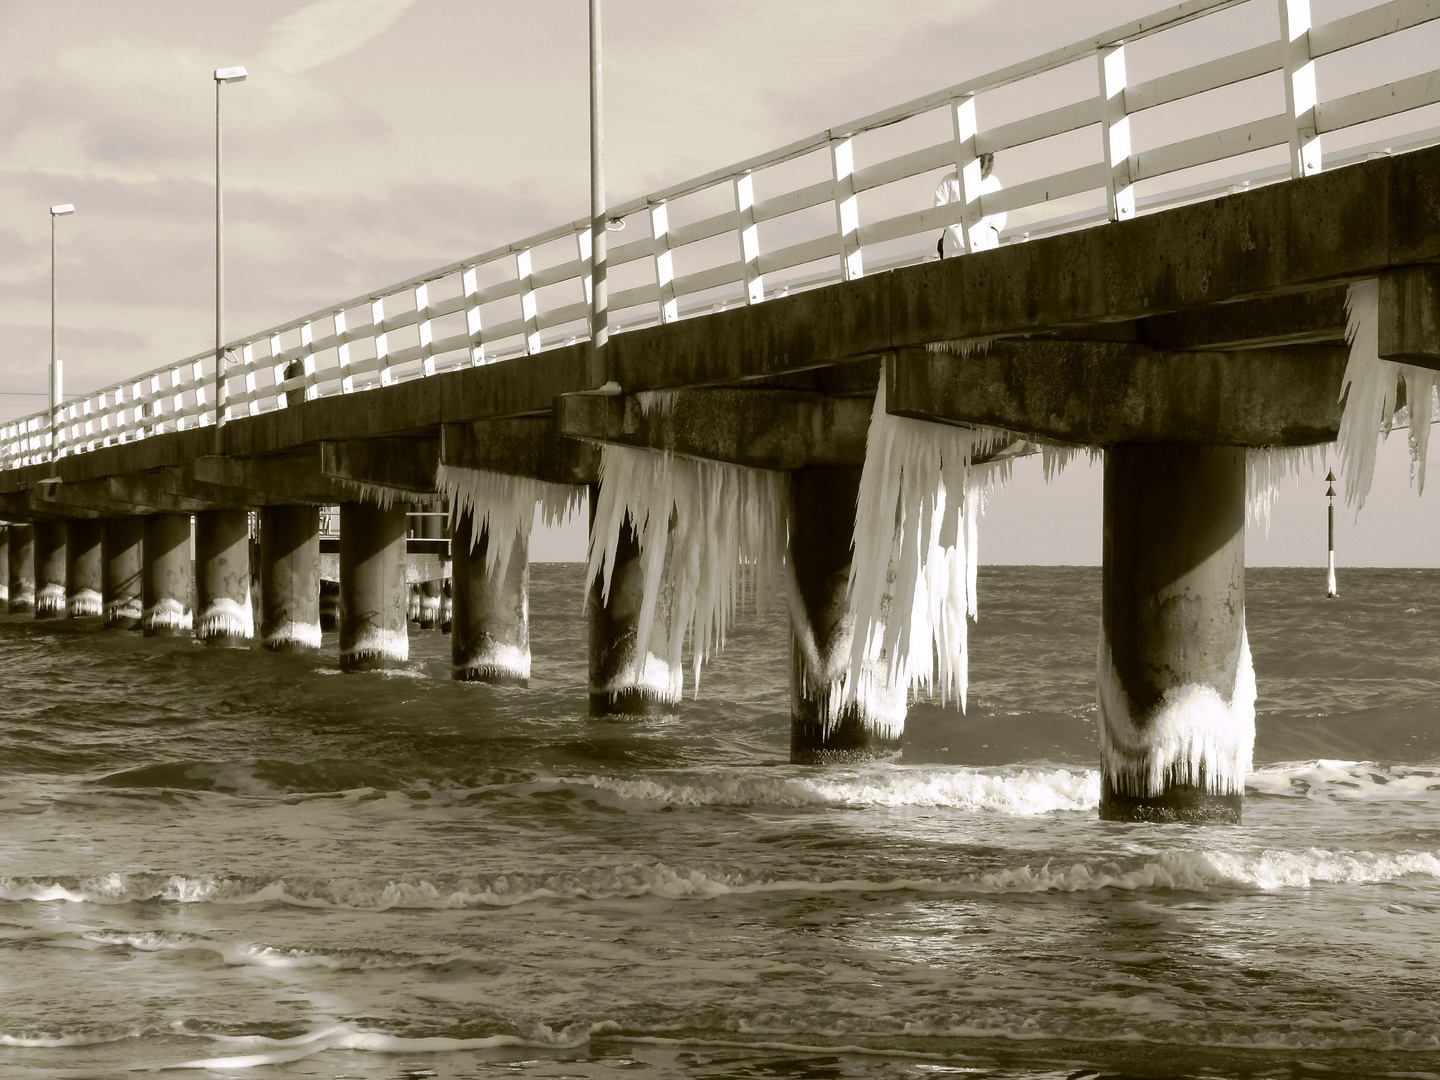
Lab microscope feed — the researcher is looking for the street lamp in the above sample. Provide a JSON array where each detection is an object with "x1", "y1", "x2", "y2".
[
  {"x1": 213, "y1": 65, "x2": 246, "y2": 450},
  {"x1": 49, "y1": 203, "x2": 75, "y2": 461},
  {"x1": 588, "y1": 0, "x2": 608, "y2": 386}
]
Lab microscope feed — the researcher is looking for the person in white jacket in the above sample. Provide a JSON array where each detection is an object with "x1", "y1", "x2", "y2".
[{"x1": 934, "y1": 152, "x2": 1006, "y2": 257}]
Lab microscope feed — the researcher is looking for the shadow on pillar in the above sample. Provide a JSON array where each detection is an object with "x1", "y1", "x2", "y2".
[
  {"x1": 33, "y1": 522, "x2": 66, "y2": 618},
  {"x1": 451, "y1": 510, "x2": 529, "y2": 685},
  {"x1": 143, "y1": 514, "x2": 192, "y2": 636},
  {"x1": 587, "y1": 485, "x2": 677, "y2": 716},
  {"x1": 788, "y1": 467, "x2": 902, "y2": 764},
  {"x1": 196, "y1": 510, "x2": 253, "y2": 647},
  {"x1": 339, "y1": 502, "x2": 408, "y2": 672},
  {"x1": 319, "y1": 580, "x2": 339, "y2": 632},
  {"x1": 7, "y1": 524, "x2": 33, "y2": 613},
  {"x1": 1098, "y1": 444, "x2": 1250, "y2": 825},
  {"x1": 66, "y1": 520, "x2": 103, "y2": 617},
  {"x1": 259, "y1": 505, "x2": 321, "y2": 653},
  {"x1": 104, "y1": 518, "x2": 144, "y2": 629}
]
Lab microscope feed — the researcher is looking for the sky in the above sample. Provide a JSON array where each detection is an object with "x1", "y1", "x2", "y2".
[{"x1": 1, "y1": 0, "x2": 1435, "y2": 566}]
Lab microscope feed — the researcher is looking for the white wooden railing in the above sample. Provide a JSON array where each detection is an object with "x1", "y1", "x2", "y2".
[{"x1": 5, "y1": 0, "x2": 1438, "y2": 469}]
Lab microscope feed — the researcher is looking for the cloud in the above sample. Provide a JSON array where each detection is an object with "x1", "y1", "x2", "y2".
[{"x1": 262, "y1": 0, "x2": 422, "y2": 74}]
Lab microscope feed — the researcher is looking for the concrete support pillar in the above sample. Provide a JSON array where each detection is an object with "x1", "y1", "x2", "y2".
[
  {"x1": 1099, "y1": 444, "x2": 1253, "y2": 825},
  {"x1": 0, "y1": 526, "x2": 8, "y2": 609},
  {"x1": 33, "y1": 522, "x2": 66, "y2": 619},
  {"x1": 451, "y1": 510, "x2": 529, "y2": 684},
  {"x1": 319, "y1": 580, "x2": 339, "y2": 632},
  {"x1": 65, "y1": 520, "x2": 103, "y2": 617},
  {"x1": 787, "y1": 467, "x2": 903, "y2": 763},
  {"x1": 412, "y1": 510, "x2": 444, "y2": 629},
  {"x1": 195, "y1": 510, "x2": 253, "y2": 647},
  {"x1": 259, "y1": 505, "x2": 321, "y2": 652},
  {"x1": 103, "y1": 518, "x2": 144, "y2": 629},
  {"x1": 7, "y1": 524, "x2": 34, "y2": 613},
  {"x1": 338, "y1": 502, "x2": 408, "y2": 671},
  {"x1": 587, "y1": 484, "x2": 677, "y2": 715},
  {"x1": 142, "y1": 514, "x2": 192, "y2": 636}
]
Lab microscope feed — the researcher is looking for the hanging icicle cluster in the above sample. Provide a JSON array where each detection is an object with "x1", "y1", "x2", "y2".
[
  {"x1": 1245, "y1": 444, "x2": 1328, "y2": 535},
  {"x1": 437, "y1": 464, "x2": 583, "y2": 584},
  {"x1": 335, "y1": 479, "x2": 442, "y2": 511},
  {"x1": 1337, "y1": 279, "x2": 1439, "y2": 509},
  {"x1": 846, "y1": 358, "x2": 1012, "y2": 716},
  {"x1": 587, "y1": 445, "x2": 787, "y2": 696}
]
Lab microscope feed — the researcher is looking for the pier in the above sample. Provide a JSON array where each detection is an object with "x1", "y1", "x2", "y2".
[{"x1": 3, "y1": 0, "x2": 1439, "y2": 824}]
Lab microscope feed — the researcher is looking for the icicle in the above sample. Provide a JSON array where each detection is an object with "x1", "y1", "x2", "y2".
[
  {"x1": 334, "y1": 479, "x2": 442, "y2": 510},
  {"x1": 1337, "y1": 280, "x2": 1438, "y2": 509},
  {"x1": 586, "y1": 445, "x2": 786, "y2": 697},
  {"x1": 847, "y1": 357, "x2": 1010, "y2": 716},
  {"x1": 1245, "y1": 444, "x2": 1328, "y2": 536},
  {"x1": 1097, "y1": 624, "x2": 1255, "y2": 797},
  {"x1": 925, "y1": 338, "x2": 994, "y2": 357},
  {"x1": 436, "y1": 463, "x2": 582, "y2": 585},
  {"x1": 1040, "y1": 442, "x2": 1098, "y2": 483},
  {"x1": 67, "y1": 588, "x2": 103, "y2": 618},
  {"x1": 635, "y1": 390, "x2": 680, "y2": 418}
]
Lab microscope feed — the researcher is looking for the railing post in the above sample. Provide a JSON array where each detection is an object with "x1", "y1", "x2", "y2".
[
  {"x1": 463, "y1": 267, "x2": 485, "y2": 365},
  {"x1": 1098, "y1": 44, "x2": 1135, "y2": 221},
  {"x1": 734, "y1": 173, "x2": 763, "y2": 304},
  {"x1": 517, "y1": 247, "x2": 541, "y2": 354},
  {"x1": 949, "y1": 96, "x2": 982, "y2": 255},
  {"x1": 1278, "y1": 0, "x2": 1321, "y2": 178},
  {"x1": 299, "y1": 323, "x2": 317, "y2": 401},
  {"x1": 830, "y1": 137, "x2": 863, "y2": 281},
  {"x1": 416, "y1": 283, "x2": 435, "y2": 376},
  {"x1": 171, "y1": 366, "x2": 186, "y2": 429},
  {"x1": 650, "y1": 202, "x2": 677, "y2": 324},
  {"x1": 372, "y1": 298, "x2": 392, "y2": 386}
]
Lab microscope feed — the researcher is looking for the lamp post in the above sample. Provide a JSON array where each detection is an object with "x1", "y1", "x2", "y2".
[
  {"x1": 49, "y1": 204, "x2": 74, "y2": 461},
  {"x1": 588, "y1": 0, "x2": 608, "y2": 386},
  {"x1": 213, "y1": 66, "x2": 247, "y2": 451},
  {"x1": 1325, "y1": 469, "x2": 1338, "y2": 598}
]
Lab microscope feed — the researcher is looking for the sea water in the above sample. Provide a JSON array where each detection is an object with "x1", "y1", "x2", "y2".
[{"x1": 2, "y1": 565, "x2": 1439, "y2": 1079}]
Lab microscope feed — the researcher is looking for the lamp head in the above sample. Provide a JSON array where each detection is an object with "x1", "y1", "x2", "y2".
[
  {"x1": 214, "y1": 66, "x2": 247, "y2": 83},
  {"x1": 50, "y1": 205, "x2": 74, "y2": 217}
]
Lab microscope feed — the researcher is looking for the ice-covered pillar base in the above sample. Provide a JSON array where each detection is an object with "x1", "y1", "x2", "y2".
[
  {"x1": 588, "y1": 487, "x2": 678, "y2": 715},
  {"x1": 788, "y1": 468, "x2": 904, "y2": 764},
  {"x1": 259, "y1": 505, "x2": 321, "y2": 652},
  {"x1": 1099, "y1": 445, "x2": 1253, "y2": 824},
  {"x1": 451, "y1": 510, "x2": 529, "y2": 684},
  {"x1": 33, "y1": 522, "x2": 66, "y2": 618},
  {"x1": 195, "y1": 510, "x2": 253, "y2": 647},
  {"x1": 8, "y1": 524, "x2": 35, "y2": 613},
  {"x1": 104, "y1": 518, "x2": 143, "y2": 629},
  {"x1": 339, "y1": 502, "x2": 408, "y2": 672},
  {"x1": 66, "y1": 520, "x2": 103, "y2": 617},
  {"x1": 142, "y1": 514, "x2": 192, "y2": 636}
]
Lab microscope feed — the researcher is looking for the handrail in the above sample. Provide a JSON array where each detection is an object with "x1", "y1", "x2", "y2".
[{"x1": 5, "y1": 0, "x2": 1439, "y2": 469}]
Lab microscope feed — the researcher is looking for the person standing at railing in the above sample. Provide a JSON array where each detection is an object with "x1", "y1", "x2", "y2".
[{"x1": 935, "y1": 152, "x2": 1005, "y2": 257}]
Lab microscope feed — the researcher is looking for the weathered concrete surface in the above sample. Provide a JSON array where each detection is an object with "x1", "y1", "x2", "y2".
[
  {"x1": 65, "y1": 520, "x2": 103, "y2": 617},
  {"x1": 195, "y1": 510, "x2": 253, "y2": 646},
  {"x1": 103, "y1": 517, "x2": 143, "y2": 629},
  {"x1": 259, "y1": 505, "x2": 321, "y2": 652},
  {"x1": 33, "y1": 522, "x2": 67, "y2": 618},
  {"x1": 441, "y1": 419, "x2": 599, "y2": 485},
  {"x1": 142, "y1": 513, "x2": 192, "y2": 636},
  {"x1": 338, "y1": 502, "x2": 408, "y2": 671},
  {"x1": 8, "y1": 523, "x2": 34, "y2": 612},
  {"x1": 889, "y1": 343, "x2": 1346, "y2": 446},
  {"x1": 191, "y1": 455, "x2": 355, "y2": 505},
  {"x1": 556, "y1": 390, "x2": 873, "y2": 469},
  {"x1": 1140, "y1": 286, "x2": 1349, "y2": 351},
  {"x1": 1100, "y1": 445, "x2": 1248, "y2": 825},
  {"x1": 1380, "y1": 265, "x2": 1440, "y2": 369},
  {"x1": 322, "y1": 438, "x2": 439, "y2": 494},
  {"x1": 451, "y1": 511, "x2": 530, "y2": 685}
]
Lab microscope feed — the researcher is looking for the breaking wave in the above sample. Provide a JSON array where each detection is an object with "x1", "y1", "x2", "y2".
[
  {"x1": 5, "y1": 847, "x2": 1439, "y2": 911},
  {"x1": 1250, "y1": 760, "x2": 1440, "y2": 802}
]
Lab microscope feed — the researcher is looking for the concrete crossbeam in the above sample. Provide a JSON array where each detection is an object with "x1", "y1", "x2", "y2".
[
  {"x1": 888, "y1": 342, "x2": 1347, "y2": 447},
  {"x1": 556, "y1": 389, "x2": 873, "y2": 469},
  {"x1": 441, "y1": 418, "x2": 599, "y2": 485},
  {"x1": 1140, "y1": 286, "x2": 1348, "y2": 352},
  {"x1": 321, "y1": 438, "x2": 438, "y2": 494},
  {"x1": 1380, "y1": 266, "x2": 1440, "y2": 369}
]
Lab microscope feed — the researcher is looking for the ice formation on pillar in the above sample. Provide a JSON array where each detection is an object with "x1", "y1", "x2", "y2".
[
  {"x1": 587, "y1": 445, "x2": 786, "y2": 699},
  {"x1": 197, "y1": 597, "x2": 254, "y2": 639},
  {"x1": 263, "y1": 618, "x2": 322, "y2": 650},
  {"x1": 437, "y1": 464, "x2": 582, "y2": 586},
  {"x1": 847, "y1": 361, "x2": 1011, "y2": 718},
  {"x1": 143, "y1": 598, "x2": 192, "y2": 632},
  {"x1": 340, "y1": 626, "x2": 409, "y2": 665},
  {"x1": 36, "y1": 583, "x2": 67, "y2": 617},
  {"x1": 1097, "y1": 627, "x2": 1256, "y2": 797},
  {"x1": 1338, "y1": 279, "x2": 1439, "y2": 508},
  {"x1": 68, "y1": 589, "x2": 103, "y2": 618},
  {"x1": 107, "y1": 596, "x2": 142, "y2": 624}
]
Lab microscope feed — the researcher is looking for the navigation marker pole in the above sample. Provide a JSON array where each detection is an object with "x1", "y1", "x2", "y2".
[{"x1": 1325, "y1": 469, "x2": 1338, "y2": 598}]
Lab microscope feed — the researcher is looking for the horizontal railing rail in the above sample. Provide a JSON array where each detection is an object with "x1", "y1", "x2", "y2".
[{"x1": 5, "y1": 0, "x2": 1438, "y2": 469}]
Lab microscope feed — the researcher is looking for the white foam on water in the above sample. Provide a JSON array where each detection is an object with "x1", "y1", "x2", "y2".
[
  {"x1": 567, "y1": 764, "x2": 1099, "y2": 814},
  {"x1": 1096, "y1": 625, "x2": 1256, "y2": 797},
  {"x1": 1250, "y1": 760, "x2": 1440, "y2": 802}
]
